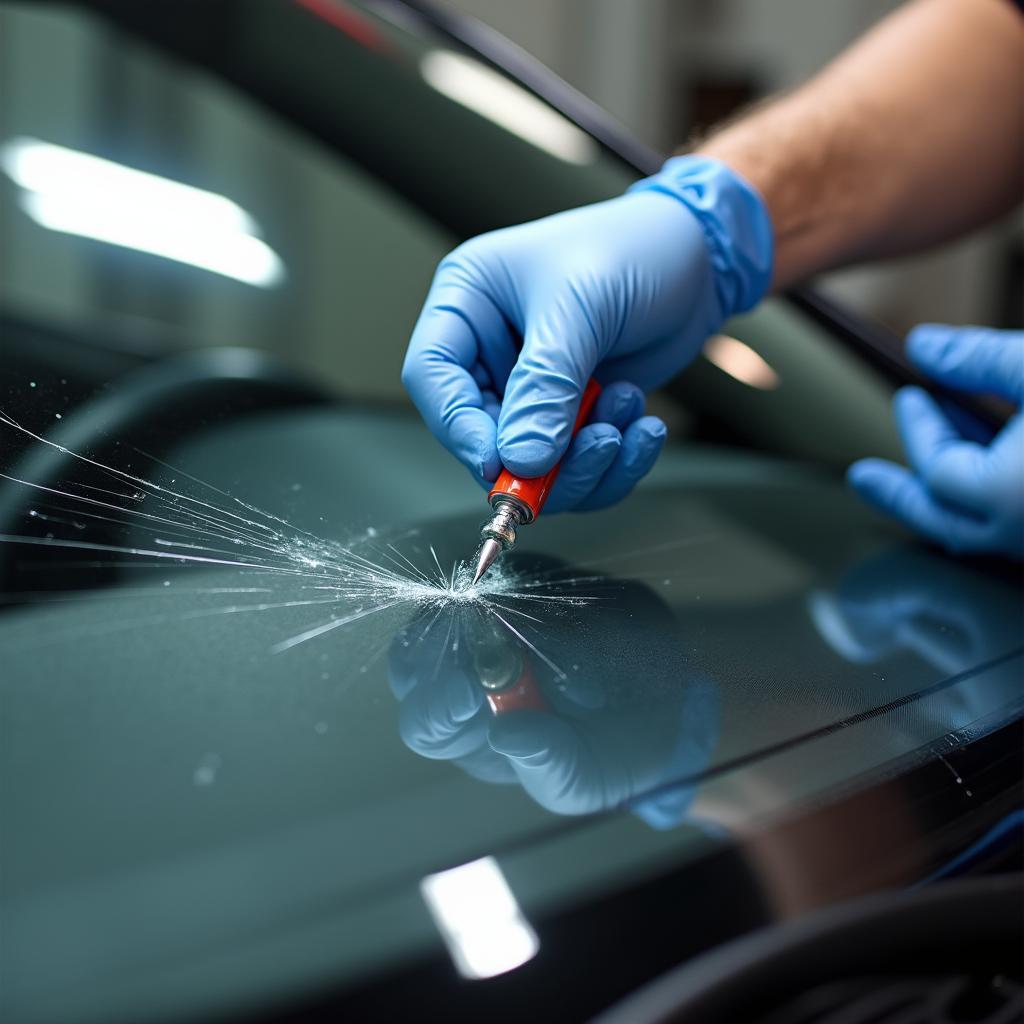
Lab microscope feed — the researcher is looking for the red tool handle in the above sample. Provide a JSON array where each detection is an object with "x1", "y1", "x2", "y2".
[
  {"x1": 486, "y1": 660, "x2": 548, "y2": 715},
  {"x1": 488, "y1": 378, "x2": 602, "y2": 521}
]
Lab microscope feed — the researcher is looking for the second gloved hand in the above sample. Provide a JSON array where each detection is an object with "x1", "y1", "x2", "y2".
[
  {"x1": 403, "y1": 157, "x2": 773, "y2": 511},
  {"x1": 848, "y1": 325, "x2": 1023, "y2": 558}
]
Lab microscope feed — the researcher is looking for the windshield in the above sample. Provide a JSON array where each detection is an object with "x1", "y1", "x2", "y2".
[{"x1": 1, "y1": 1, "x2": 463, "y2": 400}]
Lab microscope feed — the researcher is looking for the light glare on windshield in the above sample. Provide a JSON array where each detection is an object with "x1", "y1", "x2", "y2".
[
  {"x1": 420, "y1": 856, "x2": 540, "y2": 979},
  {"x1": 704, "y1": 333, "x2": 780, "y2": 390},
  {"x1": 421, "y1": 50, "x2": 597, "y2": 166},
  {"x1": 1, "y1": 137, "x2": 285, "y2": 287}
]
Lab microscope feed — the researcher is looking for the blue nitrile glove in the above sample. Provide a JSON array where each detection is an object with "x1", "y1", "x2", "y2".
[
  {"x1": 848, "y1": 325, "x2": 1024, "y2": 559},
  {"x1": 403, "y1": 156, "x2": 773, "y2": 511}
]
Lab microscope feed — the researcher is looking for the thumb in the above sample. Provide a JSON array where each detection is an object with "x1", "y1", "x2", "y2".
[
  {"x1": 489, "y1": 712, "x2": 593, "y2": 814},
  {"x1": 907, "y1": 324, "x2": 1024, "y2": 404},
  {"x1": 496, "y1": 293, "x2": 600, "y2": 477}
]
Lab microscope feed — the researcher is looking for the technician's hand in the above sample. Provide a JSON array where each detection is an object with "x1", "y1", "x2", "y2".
[
  {"x1": 402, "y1": 157, "x2": 773, "y2": 512},
  {"x1": 849, "y1": 325, "x2": 1024, "y2": 559}
]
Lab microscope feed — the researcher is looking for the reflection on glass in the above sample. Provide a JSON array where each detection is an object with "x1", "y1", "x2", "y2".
[
  {"x1": 1, "y1": 137, "x2": 284, "y2": 286},
  {"x1": 810, "y1": 546, "x2": 1023, "y2": 674},
  {"x1": 808, "y1": 545, "x2": 1024, "y2": 728},
  {"x1": 420, "y1": 51, "x2": 597, "y2": 165},
  {"x1": 2, "y1": 392, "x2": 1022, "y2": 1021},
  {"x1": 703, "y1": 334, "x2": 780, "y2": 390},
  {"x1": 388, "y1": 559, "x2": 720, "y2": 826},
  {"x1": 420, "y1": 856, "x2": 539, "y2": 979}
]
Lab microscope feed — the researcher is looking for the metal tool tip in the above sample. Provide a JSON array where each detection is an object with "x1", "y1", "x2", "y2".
[{"x1": 472, "y1": 538, "x2": 503, "y2": 585}]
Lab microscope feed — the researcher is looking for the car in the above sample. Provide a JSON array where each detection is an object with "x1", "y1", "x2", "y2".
[{"x1": 0, "y1": 2, "x2": 1021, "y2": 1022}]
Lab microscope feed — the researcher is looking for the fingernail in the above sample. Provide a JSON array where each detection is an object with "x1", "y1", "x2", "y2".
[
  {"x1": 906, "y1": 324, "x2": 952, "y2": 362},
  {"x1": 608, "y1": 396, "x2": 628, "y2": 422},
  {"x1": 468, "y1": 446, "x2": 500, "y2": 483},
  {"x1": 846, "y1": 459, "x2": 885, "y2": 496},
  {"x1": 846, "y1": 460, "x2": 868, "y2": 484},
  {"x1": 895, "y1": 385, "x2": 926, "y2": 409},
  {"x1": 586, "y1": 423, "x2": 621, "y2": 446},
  {"x1": 488, "y1": 715, "x2": 546, "y2": 758},
  {"x1": 612, "y1": 387, "x2": 639, "y2": 415},
  {"x1": 498, "y1": 439, "x2": 557, "y2": 477}
]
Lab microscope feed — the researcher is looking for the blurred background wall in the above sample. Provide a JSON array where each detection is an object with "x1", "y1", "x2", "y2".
[
  {"x1": 1, "y1": 0, "x2": 1019, "y2": 393},
  {"x1": 448, "y1": 0, "x2": 1023, "y2": 334}
]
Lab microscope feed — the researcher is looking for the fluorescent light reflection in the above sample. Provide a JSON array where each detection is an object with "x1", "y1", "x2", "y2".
[
  {"x1": 704, "y1": 334, "x2": 780, "y2": 390},
  {"x1": 421, "y1": 50, "x2": 597, "y2": 166},
  {"x1": 421, "y1": 856, "x2": 539, "y2": 979},
  {"x1": 1, "y1": 137, "x2": 284, "y2": 287}
]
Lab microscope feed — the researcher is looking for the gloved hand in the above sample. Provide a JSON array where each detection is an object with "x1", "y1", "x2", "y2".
[
  {"x1": 403, "y1": 157, "x2": 773, "y2": 512},
  {"x1": 848, "y1": 325, "x2": 1023, "y2": 559}
]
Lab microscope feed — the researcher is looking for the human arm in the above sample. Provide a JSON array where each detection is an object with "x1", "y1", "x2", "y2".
[
  {"x1": 848, "y1": 325, "x2": 1023, "y2": 559},
  {"x1": 700, "y1": 0, "x2": 1024, "y2": 287}
]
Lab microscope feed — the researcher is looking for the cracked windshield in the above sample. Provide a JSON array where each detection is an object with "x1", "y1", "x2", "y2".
[{"x1": 1, "y1": 5, "x2": 1021, "y2": 1000}]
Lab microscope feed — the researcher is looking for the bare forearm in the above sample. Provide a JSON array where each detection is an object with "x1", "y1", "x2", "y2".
[{"x1": 700, "y1": 0, "x2": 1024, "y2": 288}]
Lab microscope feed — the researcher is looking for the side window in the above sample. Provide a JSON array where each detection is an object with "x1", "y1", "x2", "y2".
[{"x1": 0, "y1": 4, "x2": 454, "y2": 398}]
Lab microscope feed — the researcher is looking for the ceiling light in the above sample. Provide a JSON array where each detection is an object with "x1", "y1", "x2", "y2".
[
  {"x1": 1, "y1": 137, "x2": 284, "y2": 287},
  {"x1": 703, "y1": 334, "x2": 780, "y2": 390},
  {"x1": 421, "y1": 856, "x2": 539, "y2": 979}
]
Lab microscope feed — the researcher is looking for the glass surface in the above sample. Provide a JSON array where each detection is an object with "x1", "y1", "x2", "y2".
[
  {"x1": 0, "y1": 2, "x2": 456, "y2": 399},
  {"x1": 1, "y1": 405, "x2": 1020, "y2": 1023}
]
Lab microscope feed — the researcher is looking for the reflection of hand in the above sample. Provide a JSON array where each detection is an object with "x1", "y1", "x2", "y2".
[
  {"x1": 848, "y1": 325, "x2": 1023, "y2": 558},
  {"x1": 401, "y1": 157, "x2": 772, "y2": 509},
  {"x1": 388, "y1": 568, "x2": 719, "y2": 820},
  {"x1": 809, "y1": 546, "x2": 1021, "y2": 676}
]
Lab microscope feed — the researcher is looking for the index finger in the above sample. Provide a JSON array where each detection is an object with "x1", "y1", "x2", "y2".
[
  {"x1": 895, "y1": 387, "x2": 991, "y2": 514},
  {"x1": 403, "y1": 275, "x2": 513, "y2": 482},
  {"x1": 908, "y1": 324, "x2": 1024, "y2": 404}
]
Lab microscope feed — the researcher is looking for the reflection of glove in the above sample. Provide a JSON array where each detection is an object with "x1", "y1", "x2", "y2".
[
  {"x1": 402, "y1": 156, "x2": 773, "y2": 510},
  {"x1": 809, "y1": 547, "x2": 1020, "y2": 676},
  {"x1": 848, "y1": 325, "x2": 1023, "y2": 558},
  {"x1": 485, "y1": 680, "x2": 717, "y2": 818},
  {"x1": 808, "y1": 546, "x2": 1023, "y2": 735},
  {"x1": 388, "y1": 565, "x2": 720, "y2": 821}
]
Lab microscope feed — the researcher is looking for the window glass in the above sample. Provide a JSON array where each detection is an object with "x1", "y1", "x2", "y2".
[{"x1": 0, "y1": 3, "x2": 453, "y2": 399}]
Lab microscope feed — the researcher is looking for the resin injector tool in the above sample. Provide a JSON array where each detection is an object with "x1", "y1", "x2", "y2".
[{"x1": 471, "y1": 379, "x2": 602, "y2": 584}]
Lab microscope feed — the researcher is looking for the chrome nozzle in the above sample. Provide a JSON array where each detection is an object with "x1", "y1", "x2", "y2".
[
  {"x1": 471, "y1": 498, "x2": 528, "y2": 585},
  {"x1": 472, "y1": 538, "x2": 503, "y2": 585}
]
